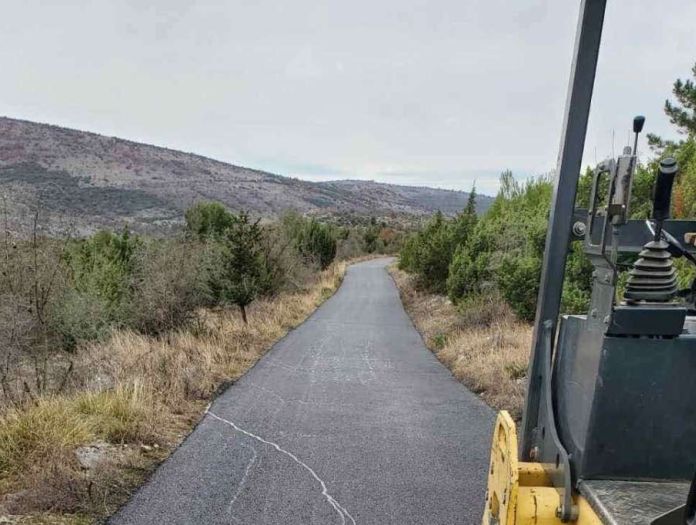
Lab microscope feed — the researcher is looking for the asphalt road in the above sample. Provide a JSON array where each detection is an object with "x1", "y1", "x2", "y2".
[{"x1": 110, "y1": 258, "x2": 494, "y2": 525}]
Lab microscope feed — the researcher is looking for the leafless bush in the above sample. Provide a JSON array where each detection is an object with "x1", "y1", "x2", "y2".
[
  {"x1": 127, "y1": 239, "x2": 207, "y2": 335},
  {"x1": 0, "y1": 204, "x2": 72, "y2": 406},
  {"x1": 259, "y1": 223, "x2": 317, "y2": 295},
  {"x1": 336, "y1": 229, "x2": 365, "y2": 260}
]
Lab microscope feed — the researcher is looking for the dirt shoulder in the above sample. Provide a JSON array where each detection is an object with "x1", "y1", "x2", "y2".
[{"x1": 388, "y1": 265, "x2": 531, "y2": 419}]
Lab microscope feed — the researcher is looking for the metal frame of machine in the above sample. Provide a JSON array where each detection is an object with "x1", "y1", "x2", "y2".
[{"x1": 482, "y1": 1, "x2": 696, "y2": 524}]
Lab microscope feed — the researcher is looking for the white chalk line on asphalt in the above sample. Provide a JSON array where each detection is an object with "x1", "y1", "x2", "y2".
[
  {"x1": 226, "y1": 442, "x2": 258, "y2": 522},
  {"x1": 207, "y1": 410, "x2": 356, "y2": 525}
]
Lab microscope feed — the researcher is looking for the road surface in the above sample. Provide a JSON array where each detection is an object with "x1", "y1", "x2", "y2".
[{"x1": 110, "y1": 258, "x2": 494, "y2": 525}]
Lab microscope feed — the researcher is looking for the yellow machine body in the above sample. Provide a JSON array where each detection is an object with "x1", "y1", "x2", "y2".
[{"x1": 482, "y1": 411, "x2": 602, "y2": 525}]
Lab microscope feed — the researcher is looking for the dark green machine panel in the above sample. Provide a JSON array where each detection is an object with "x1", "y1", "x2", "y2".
[{"x1": 554, "y1": 315, "x2": 696, "y2": 482}]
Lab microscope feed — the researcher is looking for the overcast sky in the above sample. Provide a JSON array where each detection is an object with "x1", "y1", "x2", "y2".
[{"x1": 2, "y1": 1, "x2": 695, "y2": 195}]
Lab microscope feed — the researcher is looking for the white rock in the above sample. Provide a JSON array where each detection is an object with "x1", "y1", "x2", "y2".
[{"x1": 75, "y1": 441, "x2": 111, "y2": 470}]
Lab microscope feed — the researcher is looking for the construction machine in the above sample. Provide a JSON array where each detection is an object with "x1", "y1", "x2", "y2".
[{"x1": 481, "y1": 1, "x2": 696, "y2": 524}]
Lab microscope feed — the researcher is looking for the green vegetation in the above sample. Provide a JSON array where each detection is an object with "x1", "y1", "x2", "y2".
[
  {"x1": 1, "y1": 200, "x2": 403, "y2": 520},
  {"x1": 184, "y1": 201, "x2": 235, "y2": 239},
  {"x1": 648, "y1": 61, "x2": 696, "y2": 150},
  {"x1": 401, "y1": 62, "x2": 696, "y2": 322},
  {"x1": 0, "y1": 252, "x2": 347, "y2": 521},
  {"x1": 399, "y1": 189, "x2": 478, "y2": 294},
  {"x1": 1, "y1": 203, "x2": 409, "y2": 408},
  {"x1": 295, "y1": 218, "x2": 337, "y2": 270},
  {"x1": 218, "y1": 212, "x2": 265, "y2": 323},
  {"x1": 400, "y1": 175, "x2": 582, "y2": 320},
  {"x1": 362, "y1": 218, "x2": 380, "y2": 254}
]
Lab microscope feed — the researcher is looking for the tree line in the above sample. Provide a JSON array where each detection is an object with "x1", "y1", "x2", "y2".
[{"x1": 400, "y1": 61, "x2": 696, "y2": 321}]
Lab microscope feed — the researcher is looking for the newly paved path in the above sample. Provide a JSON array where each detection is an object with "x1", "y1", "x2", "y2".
[{"x1": 111, "y1": 259, "x2": 494, "y2": 525}]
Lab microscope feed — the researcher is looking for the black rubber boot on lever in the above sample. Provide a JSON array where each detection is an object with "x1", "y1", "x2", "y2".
[{"x1": 624, "y1": 158, "x2": 679, "y2": 303}]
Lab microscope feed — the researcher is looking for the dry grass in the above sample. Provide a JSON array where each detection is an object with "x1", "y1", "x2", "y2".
[
  {"x1": 389, "y1": 266, "x2": 531, "y2": 419},
  {"x1": 0, "y1": 385, "x2": 163, "y2": 519},
  {"x1": 0, "y1": 262, "x2": 346, "y2": 523}
]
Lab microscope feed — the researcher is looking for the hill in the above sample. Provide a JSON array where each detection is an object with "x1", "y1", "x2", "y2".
[{"x1": 0, "y1": 117, "x2": 492, "y2": 234}]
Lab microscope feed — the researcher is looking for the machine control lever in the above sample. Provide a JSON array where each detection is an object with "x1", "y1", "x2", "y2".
[
  {"x1": 625, "y1": 159, "x2": 680, "y2": 303},
  {"x1": 653, "y1": 157, "x2": 678, "y2": 230},
  {"x1": 633, "y1": 115, "x2": 645, "y2": 154}
]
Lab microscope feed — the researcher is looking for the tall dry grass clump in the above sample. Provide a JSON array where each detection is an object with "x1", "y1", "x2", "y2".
[{"x1": 389, "y1": 266, "x2": 531, "y2": 419}]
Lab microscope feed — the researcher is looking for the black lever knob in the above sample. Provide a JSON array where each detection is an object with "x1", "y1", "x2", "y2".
[
  {"x1": 633, "y1": 115, "x2": 646, "y2": 133},
  {"x1": 653, "y1": 157, "x2": 678, "y2": 223}
]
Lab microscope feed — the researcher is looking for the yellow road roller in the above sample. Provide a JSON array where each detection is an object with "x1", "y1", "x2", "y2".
[{"x1": 482, "y1": 1, "x2": 696, "y2": 524}]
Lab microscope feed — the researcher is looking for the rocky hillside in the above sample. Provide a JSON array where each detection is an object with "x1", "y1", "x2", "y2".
[{"x1": 0, "y1": 117, "x2": 492, "y2": 234}]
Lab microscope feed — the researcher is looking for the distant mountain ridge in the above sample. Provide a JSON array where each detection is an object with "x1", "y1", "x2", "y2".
[{"x1": 0, "y1": 117, "x2": 492, "y2": 234}]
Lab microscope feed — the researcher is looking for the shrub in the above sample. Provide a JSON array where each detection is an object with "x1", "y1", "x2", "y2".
[
  {"x1": 447, "y1": 243, "x2": 489, "y2": 301},
  {"x1": 496, "y1": 254, "x2": 542, "y2": 321},
  {"x1": 51, "y1": 289, "x2": 112, "y2": 348},
  {"x1": 127, "y1": 239, "x2": 207, "y2": 334},
  {"x1": 296, "y1": 219, "x2": 337, "y2": 270},
  {"x1": 395, "y1": 170, "x2": 586, "y2": 320},
  {"x1": 455, "y1": 290, "x2": 512, "y2": 328},
  {"x1": 198, "y1": 238, "x2": 228, "y2": 306},
  {"x1": 445, "y1": 173, "x2": 560, "y2": 319},
  {"x1": 336, "y1": 228, "x2": 365, "y2": 260},
  {"x1": 54, "y1": 231, "x2": 211, "y2": 344},
  {"x1": 398, "y1": 190, "x2": 478, "y2": 293},
  {"x1": 398, "y1": 234, "x2": 419, "y2": 272},
  {"x1": 184, "y1": 201, "x2": 234, "y2": 239},
  {"x1": 399, "y1": 212, "x2": 456, "y2": 293},
  {"x1": 377, "y1": 227, "x2": 403, "y2": 254},
  {"x1": 0, "y1": 230, "x2": 73, "y2": 403},
  {"x1": 415, "y1": 212, "x2": 455, "y2": 292},
  {"x1": 451, "y1": 188, "x2": 478, "y2": 248},
  {"x1": 257, "y1": 223, "x2": 313, "y2": 295},
  {"x1": 65, "y1": 230, "x2": 140, "y2": 308},
  {"x1": 362, "y1": 218, "x2": 379, "y2": 253},
  {"x1": 560, "y1": 241, "x2": 593, "y2": 314}
]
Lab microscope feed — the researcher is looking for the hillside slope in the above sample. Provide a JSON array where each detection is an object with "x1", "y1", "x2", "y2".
[{"x1": 0, "y1": 117, "x2": 491, "y2": 234}]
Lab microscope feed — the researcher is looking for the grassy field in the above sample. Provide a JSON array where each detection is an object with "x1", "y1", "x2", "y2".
[
  {"x1": 0, "y1": 263, "x2": 345, "y2": 524},
  {"x1": 389, "y1": 265, "x2": 531, "y2": 419}
]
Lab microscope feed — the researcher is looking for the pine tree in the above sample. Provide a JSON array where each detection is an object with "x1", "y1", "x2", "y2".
[
  {"x1": 648, "y1": 62, "x2": 696, "y2": 149},
  {"x1": 222, "y1": 211, "x2": 263, "y2": 323},
  {"x1": 451, "y1": 184, "x2": 478, "y2": 248},
  {"x1": 664, "y1": 64, "x2": 696, "y2": 135},
  {"x1": 465, "y1": 184, "x2": 477, "y2": 215}
]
